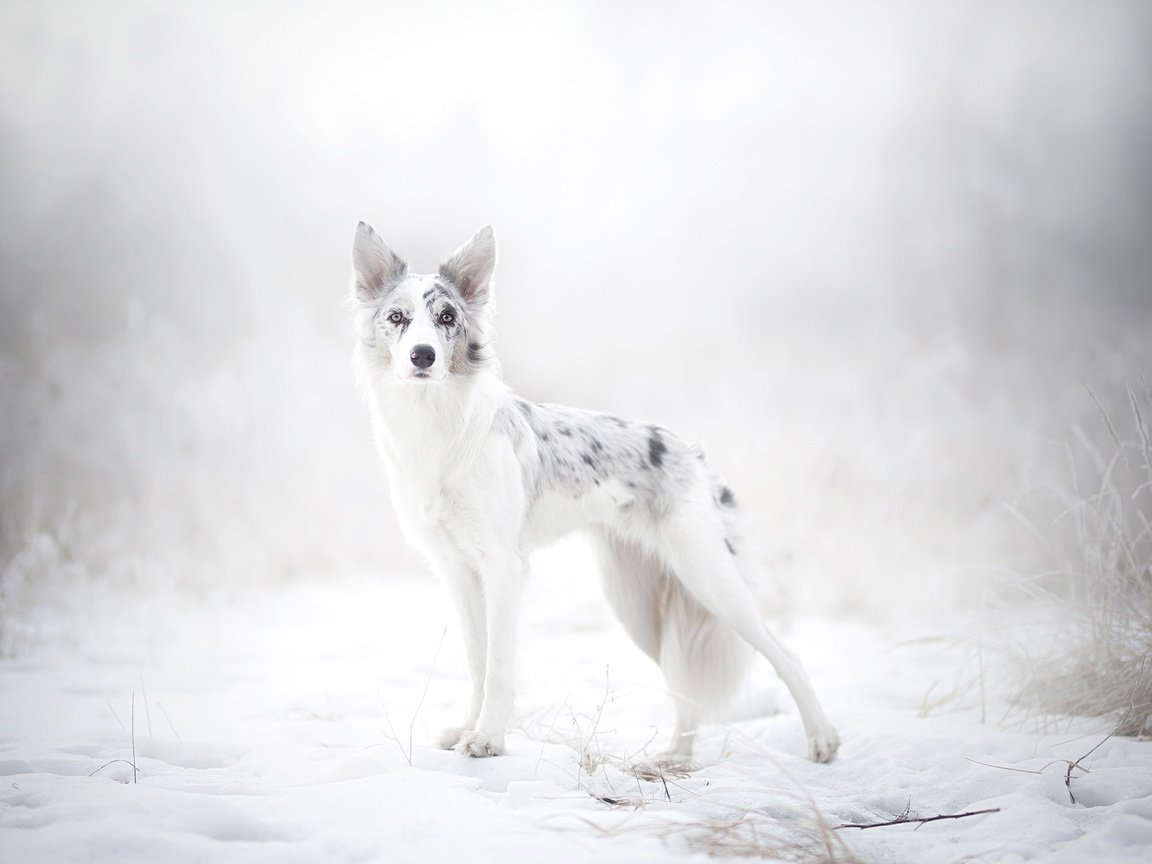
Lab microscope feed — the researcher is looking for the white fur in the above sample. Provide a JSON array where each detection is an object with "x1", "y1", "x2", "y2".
[{"x1": 350, "y1": 223, "x2": 840, "y2": 764}]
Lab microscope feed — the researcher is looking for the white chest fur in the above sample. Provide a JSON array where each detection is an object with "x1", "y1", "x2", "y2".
[{"x1": 365, "y1": 374, "x2": 524, "y2": 561}]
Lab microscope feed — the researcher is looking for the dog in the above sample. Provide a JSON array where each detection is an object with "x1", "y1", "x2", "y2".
[{"x1": 350, "y1": 223, "x2": 840, "y2": 763}]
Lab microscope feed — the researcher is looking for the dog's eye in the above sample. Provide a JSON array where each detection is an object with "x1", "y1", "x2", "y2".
[
  {"x1": 387, "y1": 311, "x2": 404, "y2": 324},
  {"x1": 439, "y1": 310, "x2": 456, "y2": 325}
]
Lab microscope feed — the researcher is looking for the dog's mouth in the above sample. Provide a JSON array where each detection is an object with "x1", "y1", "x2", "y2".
[
  {"x1": 404, "y1": 369, "x2": 444, "y2": 382},
  {"x1": 395, "y1": 362, "x2": 445, "y2": 382}
]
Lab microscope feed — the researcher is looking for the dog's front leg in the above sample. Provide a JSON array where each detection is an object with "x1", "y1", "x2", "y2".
[
  {"x1": 432, "y1": 562, "x2": 488, "y2": 750},
  {"x1": 454, "y1": 549, "x2": 527, "y2": 757}
]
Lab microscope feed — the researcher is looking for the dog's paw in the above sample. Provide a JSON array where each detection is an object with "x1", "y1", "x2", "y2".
[
  {"x1": 807, "y1": 725, "x2": 841, "y2": 763},
  {"x1": 454, "y1": 730, "x2": 504, "y2": 758},
  {"x1": 436, "y1": 726, "x2": 469, "y2": 750}
]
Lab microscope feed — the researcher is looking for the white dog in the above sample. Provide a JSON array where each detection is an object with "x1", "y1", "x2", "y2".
[{"x1": 350, "y1": 223, "x2": 840, "y2": 763}]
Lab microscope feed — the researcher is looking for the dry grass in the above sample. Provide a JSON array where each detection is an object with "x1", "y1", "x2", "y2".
[
  {"x1": 677, "y1": 813, "x2": 860, "y2": 863},
  {"x1": 519, "y1": 684, "x2": 858, "y2": 862},
  {"x1": 554, "y1": 797, "x2": 859, "y2": 864},
  {"x1": 1004, "y1": 380, "x2": 1152, "y2": 736}
]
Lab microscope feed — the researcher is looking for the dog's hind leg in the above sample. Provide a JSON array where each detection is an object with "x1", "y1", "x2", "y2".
[
  {"x1": 593, "y1": 530, "x2": 750, "y2": 761},
  {"x1": 656, "y1": 498, "x2": 841, "y2": 763},
  {"x1": 592, "y1": 530, "x2": 663, "y2": 663}
]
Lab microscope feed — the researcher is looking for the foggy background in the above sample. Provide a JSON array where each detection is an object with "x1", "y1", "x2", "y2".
[{"x1": 2, "y1": 0, "x2": 1150, "y2": 650}]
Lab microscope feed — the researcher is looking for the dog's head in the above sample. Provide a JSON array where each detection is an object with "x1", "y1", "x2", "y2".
[{"x1": 350, "y1": 223, "x2": 497, "y2": 382}]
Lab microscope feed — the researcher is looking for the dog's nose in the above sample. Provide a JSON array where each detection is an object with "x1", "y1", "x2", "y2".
[{"x1": 410, "y1": 344, "x2": 436, "y2": 369}]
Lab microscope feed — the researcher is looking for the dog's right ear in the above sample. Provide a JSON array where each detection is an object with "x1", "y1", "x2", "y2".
[{"x1": 352, "y1": 221, "x2": 407, "y2": 301}]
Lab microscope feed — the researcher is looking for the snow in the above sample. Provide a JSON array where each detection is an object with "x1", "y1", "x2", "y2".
[
  {"x1": 2, "y1": 543, "x2": 1150, "y2": 863},
  {"x1": 2, "y1": 2, "x2": 1151, "y2": 862}
]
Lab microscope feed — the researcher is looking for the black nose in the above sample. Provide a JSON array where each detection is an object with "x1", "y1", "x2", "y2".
[{"x1": 410, "y1": 344, "x2": 436, "y2": 369}]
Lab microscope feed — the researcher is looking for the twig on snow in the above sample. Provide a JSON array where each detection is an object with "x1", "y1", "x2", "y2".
[
  {"x1": 836, "y1": 808, "x2": 1000, "y2": 831},
  {"x1": 379, "y1": 626, "x2": 447, "y2": 766},
  {"x1": 131, "y1": 691, "x2": 138, "y2": 784},
  {"x1": 1062, "y1": 706, "x2": 1129, "y2": 803},
  {"x1": 409, "y1": 627, "x2": 447, "y2": 762},
  {"x1": 967, "y1": 707, "x2": 1131, "y2": 804},
  {"x1": 104, "y1": 695, "x2": 126, "y2": 732},
  {"x1": 157, "y1": 701, "x2": 182, "y2": 741},
  {"x1": 88, "y1": 759, "x2": 138, "y2": 778},
  {"x1": 138, "y1": 671, "x2": 153, "y2": 737}
]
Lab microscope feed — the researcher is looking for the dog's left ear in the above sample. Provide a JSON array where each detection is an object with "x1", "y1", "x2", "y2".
[{"x1": 439, "y1": 225, "x2": 496, "y2": 305}]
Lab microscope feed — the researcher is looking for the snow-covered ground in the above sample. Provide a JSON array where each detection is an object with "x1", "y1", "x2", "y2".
[
  {"x1": 2, "y1": 541, "x2": 1149, "y2": 863},
  {"x1": 2, "y1": 7, "x2": 1151, "y2": 861}
]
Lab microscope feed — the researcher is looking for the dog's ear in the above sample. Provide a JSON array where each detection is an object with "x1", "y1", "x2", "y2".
[
  {"x1": 439, "y1": 225, "x2": 496, "y2": 305},
  {"x1": 352, "y1": 221, "x2": 407, "y2": 301}
]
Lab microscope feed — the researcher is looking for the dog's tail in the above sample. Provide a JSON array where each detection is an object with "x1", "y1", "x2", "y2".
[
  {"x1": 658, "y1": 576, "x2": 751, "y2": 754},
  {"x1": 594, "y1": 529, "x2": 750, "y2": 756},
  {"x1": 659, "y1": 472, "x2": 756, "y2": 752}
]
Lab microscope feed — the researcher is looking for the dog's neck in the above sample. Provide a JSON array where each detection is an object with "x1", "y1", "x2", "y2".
[{"x1": 365, "y1": 368, "x2": 506, "y2": 471}]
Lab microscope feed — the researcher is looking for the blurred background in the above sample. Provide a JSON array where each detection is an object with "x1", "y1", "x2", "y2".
[{"x1": 2, "y1": 0, "x2": 1150, "y2": 651}]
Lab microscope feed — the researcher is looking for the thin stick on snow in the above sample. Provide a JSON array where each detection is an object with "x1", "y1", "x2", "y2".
[
  {"x1": 577, "y1": 666, "x2": 614, "y2": 788},
  {"x1": 836, "y1": 808, "x2": 1000, "y2": 830},
  {"x1": 157, "y1": 701, "x2": 182, "y2": 741},
  {"x1": 378, "y1": 627, "x2": 447, "y2": 766},
  {"x1": 380, "y1": 704, "x2": 409, "y2": 766},
  {"x1": 104, "y1": 695, "x2": 126, "y2": 732},
  {"x1": 968, "y1": 707, "x2": 1131, "y2": 804},
  {"x1": 88, "y1": 759, "x2": 139, "y2": 778},
  {"x1": 965, "y1": 757, "x2": 1051, "y2": 775},
  {"x1": 1062, "y1": 706, "x2": 1130, "y2": 804},
  {"x1": 409, "y1": 627, "x2": 447, "y2": 761},
  {"x1": 978, "y1": 633, "x2": 987, "y2": 724},
  {"x1": 131, "y1": 692, "x2": 138, "y2": 784},
  {"x1": 138, "y1": 671, "x2": 153, "y2": 737}
]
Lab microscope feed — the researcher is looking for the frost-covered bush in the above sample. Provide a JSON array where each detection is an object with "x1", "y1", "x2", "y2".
[{"x1": 1009, "y1": 382, "x2": 1152, "y2": 736}]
